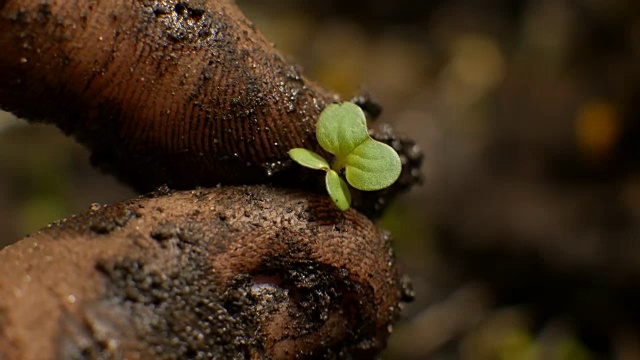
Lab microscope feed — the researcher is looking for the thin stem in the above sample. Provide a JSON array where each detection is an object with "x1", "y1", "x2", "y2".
[{"x1": 331, "y1": 158, "x2": 346, "y2": 172}]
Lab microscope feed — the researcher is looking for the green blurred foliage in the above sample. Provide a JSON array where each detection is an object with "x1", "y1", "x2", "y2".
[{"x1": 0, "y1": 117, "x2": 134, "y2": 247}]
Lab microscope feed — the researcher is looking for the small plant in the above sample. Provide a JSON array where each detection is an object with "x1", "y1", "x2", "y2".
[{"x1": 288, "y1": 102, "x2": 401, "y2": 211}]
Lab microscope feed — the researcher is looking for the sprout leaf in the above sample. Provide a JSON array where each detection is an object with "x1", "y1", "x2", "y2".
[
  {"x1": 345, "y1": 138, "x2": 402, "y2": 191},
  {"x1": 288, "y1": 148, "x2": 330, "y2": 170},
  {"x1": 325, "y1": 169, "x2": 351, "y2": 211},
  {"x1": 316, "y1": 102, "x2": 369, "y2": 160},
  {"x1": 288, "y1": 101, "x2": 403, "y2": 211}
]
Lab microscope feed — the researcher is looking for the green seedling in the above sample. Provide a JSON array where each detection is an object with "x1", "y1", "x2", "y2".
[{"x1": 288, "y1": 102, "x2": 401, "y2": 211}]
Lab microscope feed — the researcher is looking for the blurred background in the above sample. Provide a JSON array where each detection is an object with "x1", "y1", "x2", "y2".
[{"x1": 2, "y1": 0, "x2": 640, "y2": 358}]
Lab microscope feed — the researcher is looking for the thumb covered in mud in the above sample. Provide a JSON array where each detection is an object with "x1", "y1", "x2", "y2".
[{"x1": 0, "y1": 186, "x2": 408, "y2": 359}]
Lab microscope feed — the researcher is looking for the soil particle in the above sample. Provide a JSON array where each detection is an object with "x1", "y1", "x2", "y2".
[
  {"x1": 88, "y1": 208, "x2": 138, "y2": 234},
  {"x1": 93, "y1": 256, "x2": 254, "y2": 359},
  {"x1": 144, "y1": 0, "x2": 223, "y2": 44},
  {"x1": 149, "y1": 221, "x2": 180, "y2": 242},
  {"x1": 46, "y1": 204, "x2": 139, "y2": 236}
]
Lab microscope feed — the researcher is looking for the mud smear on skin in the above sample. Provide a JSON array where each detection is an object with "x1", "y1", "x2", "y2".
[{"x1": 32, "y1": 186, "x2": 405, "y2": 358}]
